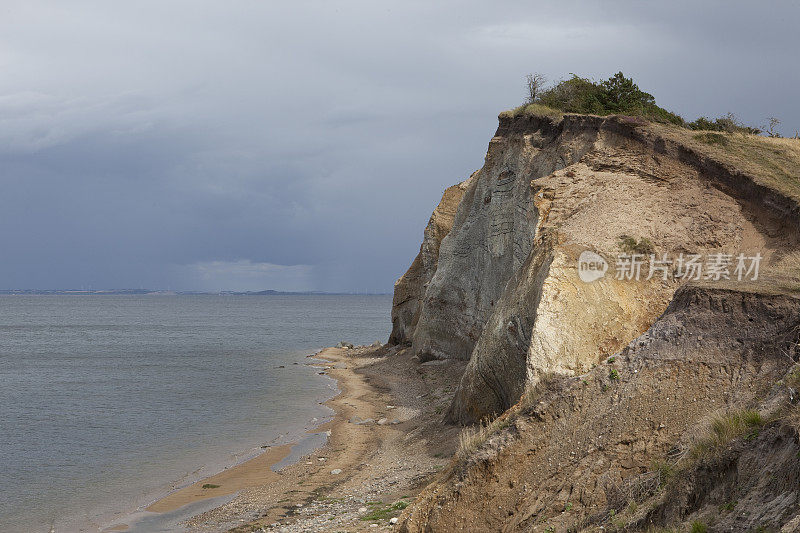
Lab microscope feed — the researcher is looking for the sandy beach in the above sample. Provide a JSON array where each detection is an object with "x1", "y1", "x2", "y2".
[{"x1": 106, "y1": 343, "x2": 464, "y2": 532}]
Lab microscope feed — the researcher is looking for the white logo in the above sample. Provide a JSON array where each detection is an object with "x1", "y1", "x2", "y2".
[{"x1": 578, "y1": 250, "x2": 608, "y2": 282}]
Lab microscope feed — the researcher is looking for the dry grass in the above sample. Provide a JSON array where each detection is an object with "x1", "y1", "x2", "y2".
[
  {"x1": 456, "y1": 415, "x2": 510, "y2": 458},
  {"x1": 500, "y1": 103, "x2": 564, "y2": 121},
  {"x1": 519, "y1": 371, "x2": 558, "y2": 409},
  {"x1": 655, "y1": 125, "x2": 800, "y2": 203},
  {"x1": 456, "y1": 373, "x2": 556, "y2": 460},
  {"x1": 772, "y1": 251, "x2": 800, "y2": 277},
  {"x1": 689, "y1": 409, "x2": 764, "y2": 460},
  {"x1": 770, "y1": 251, "x2": 800, "y2": 294}
]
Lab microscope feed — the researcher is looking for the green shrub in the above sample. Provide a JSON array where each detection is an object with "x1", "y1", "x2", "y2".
[
  {"x1": 360, "y1": 500, "x2": 409, "y2": 521},
  {"x1": 202, "y1": 483, "x2": 220, "y2": 489},
  {"x1": 652, "y1": 460, "x2": 675, "y2": 485},
  {"x1": 690, "y1": 521, "x2": 708, "y2": 533},
  {"x1": 533, "y1": 72, "x2": 683, "y2": 125},
  {"x1": 688, "y1": 116, "x2": 721, "y2": 131},
  {"x1": 688, "y1": 113, "x2": 761, "y2": 135},
  {"x1": 619, "y1": 235, "x2": 654, "y2": 255},
  {"x1": 512, "y1": 72, "x2": 776, "y2": 134},
  {"x1": 719, "y1": 500, "x2": 737, "y2": 511},
  {"x1": 693, "y1": 132, "x2": 730, "y2": 146}
]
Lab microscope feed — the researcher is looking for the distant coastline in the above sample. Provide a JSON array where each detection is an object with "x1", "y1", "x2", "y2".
[{"x1": 0, "y1": 289, "x2": 391, "y2": 296}]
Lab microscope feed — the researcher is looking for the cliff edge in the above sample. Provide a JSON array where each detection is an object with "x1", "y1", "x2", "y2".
[{"x1": 390, "y1": 110, "x2": 800, "y2": 426}]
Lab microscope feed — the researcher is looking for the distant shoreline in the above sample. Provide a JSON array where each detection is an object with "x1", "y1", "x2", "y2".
[{"x1": 0, "y1": 290, "x2": 391, "y2": 296}]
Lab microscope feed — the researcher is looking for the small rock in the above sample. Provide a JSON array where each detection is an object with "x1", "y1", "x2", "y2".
[
  {"x1": 390, "y1": 517, "x2": 399, "y2": 524},
  {"x1": 359, "y1": 507, "x2": 368, "y2": 513},
  {"x1": 331, "y1": 469, "x2": 342, "y2": 475},
  {"x1": 377, "y1": 418, "x2": 388, "y2": 425}
]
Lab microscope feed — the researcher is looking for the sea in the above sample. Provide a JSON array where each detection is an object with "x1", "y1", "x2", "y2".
[{"x1": 0, "y1": 294, "x2": 392, "y2": 533}]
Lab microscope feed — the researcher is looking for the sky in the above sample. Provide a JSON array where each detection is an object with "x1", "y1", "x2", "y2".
[{"x1": 1, "y1": 1, "x2": 798, "y2": 292}]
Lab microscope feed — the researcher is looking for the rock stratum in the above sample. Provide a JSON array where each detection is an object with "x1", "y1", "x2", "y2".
[{"x1": 389, "y1": 110, "x2": 800, "y2": 531}]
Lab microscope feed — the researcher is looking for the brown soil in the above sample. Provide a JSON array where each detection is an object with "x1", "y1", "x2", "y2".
[{"x1": 399, "y1": 285, "x2": 800, "y2": 532}]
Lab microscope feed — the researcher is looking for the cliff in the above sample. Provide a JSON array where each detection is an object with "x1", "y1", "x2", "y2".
[
  {"x1": 400, "y1": 284, "x2": 800, "y2": 532},
  {"x1": 390, "y1": 111, "x2": 800, "y2": 425},
  {"x1": 389, "y1": 180, "x2": 471, "y2": 345},
  {"x1": 386, "y1": 108, "x2": 800, "y2": 531}
]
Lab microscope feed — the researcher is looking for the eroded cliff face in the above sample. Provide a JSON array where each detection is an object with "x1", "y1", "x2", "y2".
[
  {"x1": 392, "y1": 113, "x2": 798, "y2": 424},
  {"x1": 399, "y1": 286, "x2": 800, "y2": 532},
  {"x1": 389, "y1": 180, "x2": 470, "y2": 345},
  {"x1": 410, "y1": 118, "x2": 598, "y2": 362}
]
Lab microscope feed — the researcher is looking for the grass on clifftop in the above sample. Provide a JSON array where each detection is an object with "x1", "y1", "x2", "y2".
[
  {"x1": 505, "y1": 72, "x2": 792, "y2": 138},
  {"x1": 663, "y1": 125, "x2": 800, "y2": 203},
  {"x1": 502, "y1": 72, "x2": 800, "y2": 204},
  {"x1": 506, "y1": 72, "x2": 683, "y2": 125},
  {"x1": 499, "y1": 103, "x2": 564, "y2": 120}
]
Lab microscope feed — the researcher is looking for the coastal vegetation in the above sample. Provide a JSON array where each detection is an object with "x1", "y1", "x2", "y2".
[
  {"x1": 688, "y1": 409, "x2": 765, "y2": 460},
  {"x1": 359, "y1": 500, "x2": 409, "y2": 521},
  {"x1": 504, "y1": 72, "x2": 793, "y2": 139}
]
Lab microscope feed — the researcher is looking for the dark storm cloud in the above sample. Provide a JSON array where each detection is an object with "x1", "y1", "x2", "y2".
[{"x1": 1, "y1": 0, "x2": 798, "y2": 291}]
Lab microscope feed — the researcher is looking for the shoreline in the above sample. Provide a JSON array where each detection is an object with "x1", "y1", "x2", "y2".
[
  {"x1": 102, "y1": 345, "x2": 380, "y2": 532},
  {"x1": 106, "y1": 342, "x2": 465, "y2": 532},
  {"x1": 188, "y1": 343, "x2": 464, "y2": 532},
  {"x1": 142, "y1": 349, "x2": 341, "y2": 516}
]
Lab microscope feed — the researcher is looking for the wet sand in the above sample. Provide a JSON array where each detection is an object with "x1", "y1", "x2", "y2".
[
  {"x1": 109, "y1": 343, "x2": 464, "y2": 532},
  {"x1": 145, "y1": 444, "x2": 293, "y2": 513}
]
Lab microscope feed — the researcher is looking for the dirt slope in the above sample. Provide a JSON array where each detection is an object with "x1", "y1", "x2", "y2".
[{"x1": 399, "y1": 285, "x2": 800, "y2": 532}]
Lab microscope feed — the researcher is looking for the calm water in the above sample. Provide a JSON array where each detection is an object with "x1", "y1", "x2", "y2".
[{"x1": 0, "y1": 294, "x2": 391, "y2": 533}]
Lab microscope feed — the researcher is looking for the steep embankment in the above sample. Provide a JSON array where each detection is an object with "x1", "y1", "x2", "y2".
[
  {"x1": 390, "y1": 111, "x2": 800, "y2": 425},
  {"x1": 389, "y1": 180, "x2": 471, "y2": 345},
  {"x1": 399, "y1": 285, "x2": 800, "y2": 532}
]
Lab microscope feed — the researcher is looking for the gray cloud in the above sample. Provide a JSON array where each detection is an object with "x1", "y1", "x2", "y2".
[{"x1": 1, "y1": 0, "x2": 798, "y2": 291}]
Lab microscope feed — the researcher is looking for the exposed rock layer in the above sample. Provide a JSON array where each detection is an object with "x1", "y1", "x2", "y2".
[
  {"x1": 391, "y1": 112, "x2": 799, "y2": 423},
  {"x1": 389, "y1": 181, "x2": 469, "y2": 345},
  {"x1": 399, "y1": 285, "x2": 800, "y2": 532}
]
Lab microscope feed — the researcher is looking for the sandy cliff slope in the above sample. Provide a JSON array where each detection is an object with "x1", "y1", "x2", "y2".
[
  {"x1": 399, "y1": 284, "x2": 800, "y2": 532},
  {"x1": 390, "y1": 112, "x2": 800, "y2": 424},
  {"x1": 387, "y1": 109, "x2": 800, "y2": 532}
]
